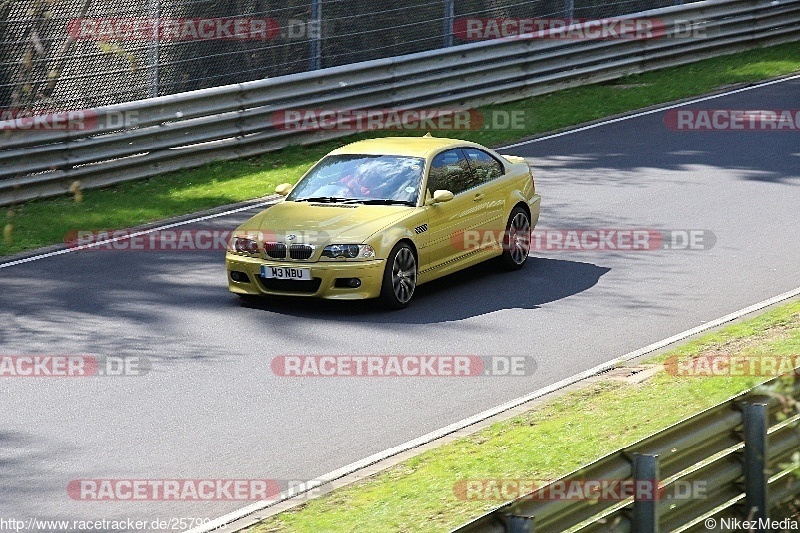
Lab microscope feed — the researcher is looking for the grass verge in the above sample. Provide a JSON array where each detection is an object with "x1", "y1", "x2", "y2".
[
  {"x1": 244, "y1": 300, "x2": 800, "y2": 532},
  {"x1": 2, "y1": 41, "x2": 800, "y2": 257}
]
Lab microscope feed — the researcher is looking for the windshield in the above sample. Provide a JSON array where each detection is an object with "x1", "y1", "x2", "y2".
[{"x1": 287, "y1": 154, "x2": 425, "y2": 206}]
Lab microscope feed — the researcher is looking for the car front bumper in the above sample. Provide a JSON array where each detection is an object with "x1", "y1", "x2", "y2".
[{"x1": 226, "y1": 253, "x2": 386, "y2": 300}]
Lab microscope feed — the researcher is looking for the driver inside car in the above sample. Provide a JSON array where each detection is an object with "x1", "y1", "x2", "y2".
[{"x1": 339, "y1": 169, "x2": 382, "y2": 197}]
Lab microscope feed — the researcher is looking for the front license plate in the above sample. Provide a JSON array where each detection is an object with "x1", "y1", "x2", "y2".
[{"x1": 261, "y1": 266, "x2": 312, "y2": 281}]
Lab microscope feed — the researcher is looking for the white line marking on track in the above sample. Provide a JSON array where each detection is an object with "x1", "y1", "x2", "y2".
[
  {"x1": 0, "y1": 200, "x2": 277, "y2": 270},
  {"x1": 499, "y1": 73, "x2": 800, "y2": 150}
]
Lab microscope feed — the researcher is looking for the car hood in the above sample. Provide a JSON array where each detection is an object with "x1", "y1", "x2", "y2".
[{"x1": 237, "y1": 201, "x2": 414, "y2": 244}]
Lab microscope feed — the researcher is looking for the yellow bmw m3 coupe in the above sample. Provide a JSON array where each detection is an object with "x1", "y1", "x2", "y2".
[{"x1": 226, "y1": 135, "x2": 541, "y2": 308}]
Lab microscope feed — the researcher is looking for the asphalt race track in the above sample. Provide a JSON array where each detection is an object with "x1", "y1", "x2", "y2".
[{"x1": 1, "y1": 78, "x2": 798, "y2": 527}]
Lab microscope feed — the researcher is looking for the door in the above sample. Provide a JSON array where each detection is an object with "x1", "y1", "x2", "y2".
[{"x1": 421, "y1": 148, "x2": 490, "y2": 277}]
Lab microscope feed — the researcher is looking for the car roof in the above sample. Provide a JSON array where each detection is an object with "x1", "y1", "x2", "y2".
[{"x1": 329, "y1": 136, "x2": 482, "y2": 158}]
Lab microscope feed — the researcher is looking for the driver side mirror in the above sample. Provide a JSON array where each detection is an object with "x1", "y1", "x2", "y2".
[
  {"x1": 425, "y1": 189, "x2": 455, "y2": 205},
  {"x1": 275, "y1": 183, "x2": 293, "y2": 196},
  {"x1": 431, "y1": 190, "x2": 454, "y2": 204}
]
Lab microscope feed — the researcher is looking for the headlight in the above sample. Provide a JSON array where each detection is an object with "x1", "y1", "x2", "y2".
[
  {"x1": 231, "y1": 237, "x2": 259, "y2": 254},
  {"x1": 322, "y1": 244, "x2": 375, "y2": 259}
]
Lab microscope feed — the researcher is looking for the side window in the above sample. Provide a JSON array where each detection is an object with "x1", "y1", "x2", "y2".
[
  {"x1": 462, "y1": 148, "x2": 504, "y2": 184},
  {"x1": 427, "y1": 149, "x2": 479, "y2": 196}
]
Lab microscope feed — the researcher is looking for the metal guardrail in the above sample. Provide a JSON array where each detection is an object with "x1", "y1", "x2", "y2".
[
  {"x1": 1, "y1": 0, "x2": 799, "y2": 207},
  {"x1": 451, "y1": 376, "x2": 800, "y2": 532}
]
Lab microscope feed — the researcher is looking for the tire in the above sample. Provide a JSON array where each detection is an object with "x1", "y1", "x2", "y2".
[
  {"x1": 380, "y1": 242, "x2": 417, "y2": 309},
  {"x1": 500, "y1": 206, "x2": 531, "y2": 270}
]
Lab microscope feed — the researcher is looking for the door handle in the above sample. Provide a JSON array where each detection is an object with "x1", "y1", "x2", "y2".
[{"x1": 473, "y1": 193, "x2": 484, "y2": 202}]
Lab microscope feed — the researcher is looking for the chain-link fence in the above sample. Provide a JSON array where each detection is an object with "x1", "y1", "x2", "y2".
[{"x1": 0, "y1": 0, "x2": 685, "y2": 112}]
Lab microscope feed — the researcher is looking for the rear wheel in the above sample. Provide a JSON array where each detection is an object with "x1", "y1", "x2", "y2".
[
  {"x1": 500, "y1": 206, "x2": 531, "y2": 270},
  {"x1": 380, "y1": 242, "x2": 417, "y2": 309}
]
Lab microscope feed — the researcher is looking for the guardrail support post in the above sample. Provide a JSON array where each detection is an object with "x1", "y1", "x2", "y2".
[
  {"x1": 743, "y1": 402, "x2": 768, "y2": 521},
  {"x1": 632, "y1": 453, "x2": 659, "y2": 533},
  {"x1": 443, "y1": 0, "x2": 455, "y2": 48},
  {"x1": 504, "y1": 514, "x2": 533, "y2": 533},
  {"x1": 310, "y1": 0, "x2": 322, "y2": 70}
]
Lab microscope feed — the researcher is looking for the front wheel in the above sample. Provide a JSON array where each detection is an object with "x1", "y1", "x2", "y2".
[
  {"x1": 380, "y1": 242, "x2": 417, "y2": 309},
  {"x1": 500, "y1": 206, "x2": 531, "y2": 270}
]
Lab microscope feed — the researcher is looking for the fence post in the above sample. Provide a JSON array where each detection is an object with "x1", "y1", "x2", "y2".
[
  {"x1": 147, "y1": 0, "x2": 160, "y2": 97},
  {"x1": 564, "y1": 0, "x2": 574, "y2": 22},
  {"x1": 310, "y1": 0, "x2": 322, "y2": 70},
  {"x1": 443, "y1": 0, "x2": 455, "y2": 48},
  {"x1": 632, "y1": 453, "x2": 659, "y2": 533},
  {"x1": 743, "y1": 402, "x2": 768, "y2": 521}
]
